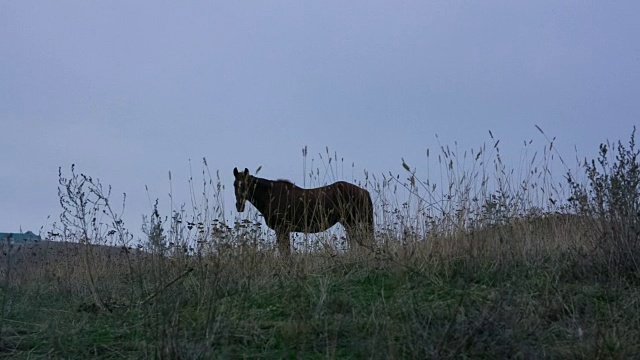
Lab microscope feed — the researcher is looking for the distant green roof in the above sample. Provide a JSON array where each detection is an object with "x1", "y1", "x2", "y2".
[{"x1": 0, "y1": 231, "x2": 42, "y2": 243}]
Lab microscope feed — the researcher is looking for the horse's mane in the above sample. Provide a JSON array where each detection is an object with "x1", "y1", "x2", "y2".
[{"x1": 252, "y1": 176, "x2": 296, "y2": 189}]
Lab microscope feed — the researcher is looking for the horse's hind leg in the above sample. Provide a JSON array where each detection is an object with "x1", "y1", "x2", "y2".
[
  {"x1": 344, "y1": 223, "x2": 373, "y2": 251},
  {"x1": 276, "y1": 231, "x2": 291, "y2": 256},
  {"x1": 343, "y1": 210, "x2": 374, "y2": 251}
]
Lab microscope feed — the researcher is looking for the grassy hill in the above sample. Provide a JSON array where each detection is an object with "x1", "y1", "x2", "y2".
[
  {"x1": 0, "y1": 213, "x2": 638, "y2": 358},
  {"x1": 1, "y1": 130, "x2": 638, "y2": 358}
]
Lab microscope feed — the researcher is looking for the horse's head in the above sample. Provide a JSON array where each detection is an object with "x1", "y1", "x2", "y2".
[{"x1": 233, "y1": 167, "x2": 251, "y2": 212}]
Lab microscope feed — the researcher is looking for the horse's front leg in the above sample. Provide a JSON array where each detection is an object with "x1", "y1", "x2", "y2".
[{"x1": 276, "y1": 231, "x2": 291, "y2": 256}]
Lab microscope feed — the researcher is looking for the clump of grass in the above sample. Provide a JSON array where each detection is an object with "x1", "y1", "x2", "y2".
[{"x1": 370, "y1": 129, "x2": 576, "y2": 270}]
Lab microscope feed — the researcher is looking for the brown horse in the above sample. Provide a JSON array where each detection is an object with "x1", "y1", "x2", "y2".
[{"x1": 233, "y1": 167, "x2": 374, "y2": 255}]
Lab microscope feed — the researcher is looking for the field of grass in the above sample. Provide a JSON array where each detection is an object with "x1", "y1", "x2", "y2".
[{"x1": 1, "y1": 129, "x2": 639, "y2": 358}]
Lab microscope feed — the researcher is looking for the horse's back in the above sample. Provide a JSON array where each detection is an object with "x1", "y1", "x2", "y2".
[{"x1": 335, "y1": 181, "x2": 371, "y2": 201}]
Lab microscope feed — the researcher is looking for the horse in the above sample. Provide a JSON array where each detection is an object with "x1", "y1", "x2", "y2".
[{"x1": 233, "y1": 167, "x2": 374, "y2": 255}]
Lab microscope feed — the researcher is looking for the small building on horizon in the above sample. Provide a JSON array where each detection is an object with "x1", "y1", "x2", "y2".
[{"x1": 0, "y1": 231, "x2": 42, "y2": 243}]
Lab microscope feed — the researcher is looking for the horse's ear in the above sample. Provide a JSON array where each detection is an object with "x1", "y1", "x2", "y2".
[
  {"x1": 243, "y1": 168, "x2": 249, "y2": 176},
  {"x1": 233, "y1": 167, "x2": 239, "y2": 176}
]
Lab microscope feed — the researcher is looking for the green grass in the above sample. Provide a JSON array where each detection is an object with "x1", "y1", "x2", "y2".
[{"x1": 2, "y1": 240, "x2": 640, "y2": 359}]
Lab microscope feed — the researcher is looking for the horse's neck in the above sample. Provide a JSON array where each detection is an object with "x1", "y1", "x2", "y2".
[{"x1": 247, "y1": 177, "x2": 273, "y2": 212}]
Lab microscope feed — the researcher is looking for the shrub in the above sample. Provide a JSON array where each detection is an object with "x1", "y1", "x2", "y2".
[{"x1": 568, "y1": 127, "x2": 640, "y2": 276}]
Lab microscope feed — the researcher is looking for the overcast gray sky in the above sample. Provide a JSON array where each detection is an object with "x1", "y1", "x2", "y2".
[{"x1": 2, "y1": 1, "x2": 639, "y2": 236}]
